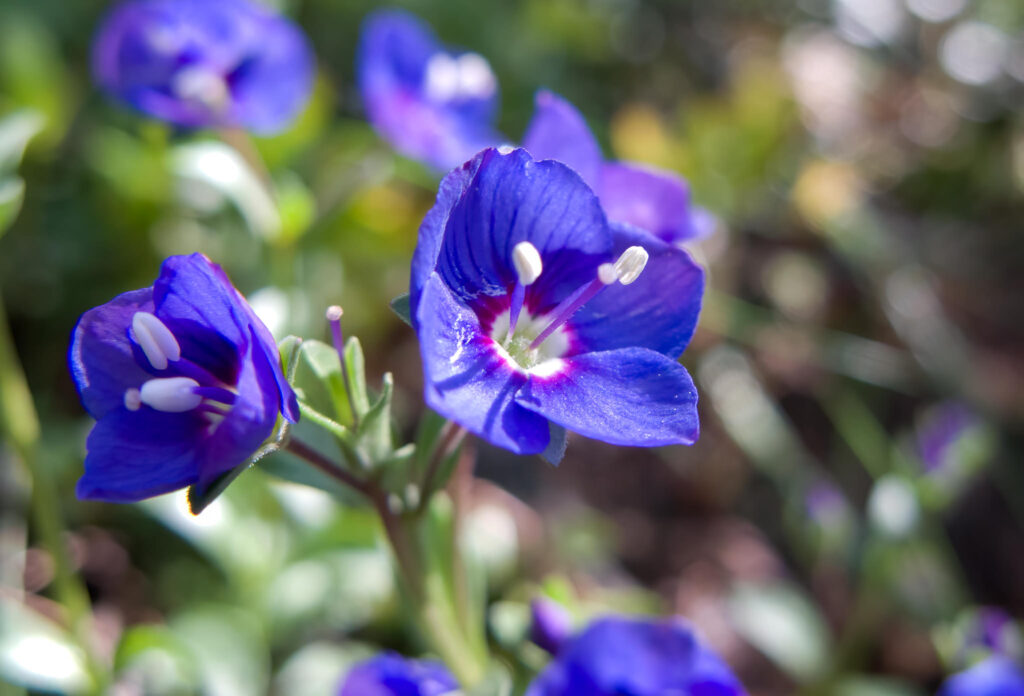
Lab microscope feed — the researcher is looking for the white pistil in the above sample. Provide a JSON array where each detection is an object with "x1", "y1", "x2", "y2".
[
  {"x1": 139, "y1": 377, "x2": 203, "y2": 413},
  {"x1": 172, "y1": 65, "x2": 230, "y2": 110},
  {"x1": 424, "y1": 51, "x2": 496, "y2": 102},
  {"x1": 132, "y1": 312, "x2": 181, "y2": 371},
  {"x1": 124, "y1": 388, "x2": 142, "y2": 411},
  {"x1": 512, "y1": 241, "x2": 543, "y2": 286}
]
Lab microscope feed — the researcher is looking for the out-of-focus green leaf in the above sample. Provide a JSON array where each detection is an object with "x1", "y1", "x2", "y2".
[
  {"x1": 0, "y1": 177, "x2": 24, "y2": 238},
  {"x1": 0, "y1": 596, "x2": 92, "y2": 694},
  {"x1": 467, "y1": 663, "x2": 513, "y2": 696},
  {"x1": 0, "y1": 109, "x2": 43, "y2": 174},
  {"x1": 173, "y1": 140, "x2": 281, "y2": 240},
  {"x1": 0, "y1": 14, "x2": 75, "y2": 148},
  {"x1": 114, "y1": 624, "x2": 197, "y2": 694},
  {"x1": 728, "y1": 581, "x2": 831, "y2": 683},
  {"x1": 834, "y1": 676, "x2": 926, "y2": 696},
  {"x1": 358, "y1": 371, "x2": 395, "y2": 465},
  {"x1": 171, "y1": 605, "x2": 269, "y2": 696},
  {"x1": 84, "y1": 127, "x2": 171, "y2": 204},
  {"x1": 275, "y1": 172, "x2": 317, "y2": 245},
  {"x1": 273, "y1": 642, "x2": 375, "y2": 696}
]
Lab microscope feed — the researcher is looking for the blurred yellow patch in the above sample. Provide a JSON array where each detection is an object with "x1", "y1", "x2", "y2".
[
  {"x1": 791, "y1": 160, "x2": 863, "y2": 229},
  {"x1": 349, "y1": 184, "x2": 420, "y2": 238},
  {"x1": 611, "y1": 104, "x2": 676, "y2": 168}
]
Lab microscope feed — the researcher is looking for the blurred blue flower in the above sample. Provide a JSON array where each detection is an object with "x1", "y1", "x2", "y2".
[
  {"x1": 940, "y1": 656, "x2": 1024, "y2": 696},
  {"x1": 525, "y1": 616, "x2": 747, "y2": 696},
  {"x1": 338, "y1": 654, "x2": 458, "y2": 696},
  {"x1": 70, "y1": 253, "x2": 299, "y2": 502},
  {"x1": 410, "y1": 147, "x2": 703, "y2": 458},
  {"x1": 92, "y1": 0, "x2": 315, "y2": 133},
  {"x1": 358, "y1": 9, "x2": 502, "y2": 172},
  {"x1": 918, "y1": 401, "x2": 981, "y2": 473},
  {"x1": 530, "y1": 597, "x2": 574, "y2": 655},
  {"x1": 523, "y1": 91, "x2": 714, "y2": 245}
]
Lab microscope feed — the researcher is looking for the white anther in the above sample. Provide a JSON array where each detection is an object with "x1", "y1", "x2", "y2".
[
  {"x1": 132, "y1": 312, "x2": 181, "y2": 371},
  {"x1": 172, "y1": 66, "x2": 229, "y2": 109},
  {"x1": 124, "y1": 388, "x2": 142, "y2": 411},
  {"x1": 139, "y1": 377, "x2": 203, "y2": 413},
  {"x1": 512, "y1": 241, "x2": 543, "y2": 286},
  {"x1": 455, "y1": 53, "x2": 496, "y2": 97},
  {"x1": 326, "y1": 305, "x2": 344, "y2": 322},
  {"x1": 424, "y1": 53, "x2": 460, "y2": 102},
  {"x1": 612, "y1": 246, "x2": 649, "y2": 285},
  {"x1": 598, "y1": 263, "x2": 619, "y2": 285}
]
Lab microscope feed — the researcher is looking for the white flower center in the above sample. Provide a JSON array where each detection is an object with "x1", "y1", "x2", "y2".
[{"x1": 490, "y1": 309, "x2": 568, "y2": 375}]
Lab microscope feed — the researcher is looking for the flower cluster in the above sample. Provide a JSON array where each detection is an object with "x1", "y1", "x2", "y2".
[
  {"x1": 70, "y1": 254, "x2": 298, "y2": 501},
  {"x1": 409, "y1": 147, "x2": 704, "y2": 457},
  {"x1": 93, "y1": 0, "x2": 314, "y2": 133}
]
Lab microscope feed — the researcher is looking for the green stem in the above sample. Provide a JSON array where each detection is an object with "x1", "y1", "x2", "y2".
[
  {"x1": 0, "y1": 291, "x2": 106, "y2": 692},
  {"x1": 283, "y1": 432, "x2": 487, "y2": 686}
]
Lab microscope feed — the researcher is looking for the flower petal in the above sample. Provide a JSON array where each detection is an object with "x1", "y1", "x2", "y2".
[
  {"x1": 598, "y1": 162, "x2": 704, "y2": 243},
  {"x1": 522, "y1": 90, "x2": 602, "y2": 188},
  {"x1": 516, "y1": 347, "x2": 699, "y2": 447},
  {"x1": 435, "y1": 148, "x2": 612, "y2": 315},
  {"x1": 410, "y1": 154, "x2": 487, "y2": 321},
  {"x1": 76, "y1": 408, "x2": 205, "y2": 502},
  {"x1": 357, "y1": 9, "x2": 500, "y2": 171},
  {"x1": 418, "y1": 273, "x2": 550, "y2": 455},
  {"x1": 570, "y1": 223, "x2": 704, "y2": 358},
  {"x1": 197, "y1": 328, "x2": 282, "y2": 489},
  {"x1": 69, "y1": 287, "x2": 155, "y2": 419}
]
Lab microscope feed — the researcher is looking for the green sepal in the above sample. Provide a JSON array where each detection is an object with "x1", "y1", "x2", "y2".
[
  {"x1": 390, "y1": 293, "x2": 412, "y2": 327},
  {"x1": 357, "y1": 372, "x2": 395, "y2": 465}
]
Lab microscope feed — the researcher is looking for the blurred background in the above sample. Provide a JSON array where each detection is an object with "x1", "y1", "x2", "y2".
[{"x1": 1, "y1": 0, "x2": 1023, "y2": 693}]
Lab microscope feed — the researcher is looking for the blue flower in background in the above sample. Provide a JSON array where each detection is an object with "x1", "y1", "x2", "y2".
[
  {"x1": 410, "y1": 147, "x2": 703, "y2": 458},
  {"x1": 530, "y1": 597, "x2": 574, "y2": 655},
  {"x1": 918, "y1": 401, "x2": 981, "y2": 473},
  {"x1": 523, "y1": 90, "x2": 714, "y2": 245},
  {"x1": 358, "y1": 9, "x2": 502, "y2": 172},
  {"x1": 70, "y1": 253, "x2": 299, "y2": 502},
  {"x1": 526, "y1": 616, "x2": 747, "y2": 696},
  {"x1": 338, "y1": 654, "x2": 458, "y2": 696},
  {"x1": 940, "y1": 657, "x2": 1024, "y2": 696},
  {"x1": 92, "y1": 0, "x2": 315, "y2": 134}
]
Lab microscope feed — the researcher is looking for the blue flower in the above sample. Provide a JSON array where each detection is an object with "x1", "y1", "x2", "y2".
[
  {"x1": 410, "y1": 147, "x2": 703, "y2": 457},
  {"x1": 338, "y1": 654, "x2": 458, "y2": 696},
  {"x1": 530, "y1": 597, "x2": 574, "y2": 655},
  {"x1": 940, "y1": 657, "x2": 1024, "y2": 696},
  {"x1": 92, "y1": 0, "x2": 315, "y2": 134},
  {"x1": 70, "y1": 253, "x2": 299, "y2": 502},
  {"x1": 525, "y1": 616, "x2": 747, "y2": 696},
  {"x1": 917, "y1": 401, "x2": 981, "y2": 474},
  {"x1": 357, "y1": 9, "x2": 502, "y2": 172},
  {"x1": 523, "y1": 90, "x2": 714, "y2": 245}
]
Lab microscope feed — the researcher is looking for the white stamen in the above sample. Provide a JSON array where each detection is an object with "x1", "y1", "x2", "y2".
[
  {"x1": 172, "y1": 66, "x2": 229, "y2": 110},
  {"x1": 326, "y1": 305, "x2": 344, "y2": 321},
  {"x1": 512, "y1": 241, "x2": 543, "y2": 286},
  {"x1": 598, "y1": 263, "x2": 619, "y2": 285},
  {"x1": 132, "y1": 312, "x2": 181, "y2": 371},
  {"x1": 139, "y1": 377, "x2": 203, "y2": 413},
  {"x1": 612, "y1": 246, "x2": 649, "y2": 285},
  {"x1": 424, "y1": 53, "x2": 460, "y2": 102},
  {"x1": 124, "y1": 388, "x2": 142, "y2": 411},
  {"x1": 455, "y1": 53, "x2": 496, "y2": 98}
]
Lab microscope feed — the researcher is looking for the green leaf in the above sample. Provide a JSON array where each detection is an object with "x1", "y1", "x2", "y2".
[
  {"x1": 833, "y1": 676, "x2": 925, "y2": 696},
  {"x1": 274, "y1": 172, "x2": 316, "y2": 245},
  {"x1": 298, "y1": 337, "x2": 369, "y2": 429},
  {"x1": 114, "y1": 624, "x2": 197, "y2": 692},
  {"x1": 390, "y1": 293, "x2": 413, "y2": 326},
  {"x1": 0, "y1": 177, "x2": 24, "y2": 239},
  {"x1": 278, "y1": 335, "x2": 303, "y2": 382},
  {"x1": 0, "y1": 109, "x2": 44, "y2": 175},
  {"x1": 728, "y1": 581, "x2": 831, "y2": 683},
  {"x1": 0, "y1": 595, "x2": 92, "y2": 693},
  {"x1": 357, "y1": 372, "x2": 394, "y2": 465}
]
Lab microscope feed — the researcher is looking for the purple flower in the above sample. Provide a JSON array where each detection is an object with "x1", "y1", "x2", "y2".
[
  {"x1": 917, "y1": 401, "x2": 981, "y2": 474},
  {"x1": 410, "y1": 147, "x2": 703, "y2": 457},
  {"x1": 939, "y1": 657, "x2": 1024, "y2": 696},
  {"x1": 92, "y1": 0, "x2": 315, "y2": 134},
  {"x1": 338, "y1": 654, "x2": 458, "y2": 696},
  {"x1": 357, "y1": 10, "x2": 502, "y2": 172},
  {"x1": 70, "y1": 253, "x2": 299, "y2": 502},
  {"x1": 523, "y1": 91, "x2": 714, "y2": 245},
  {"x1": 525, "y1": 616, "x2": 747, "y2": 696},
  {"x1": 530, "y1": 597, "x2": 574, "y2": 655}
]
